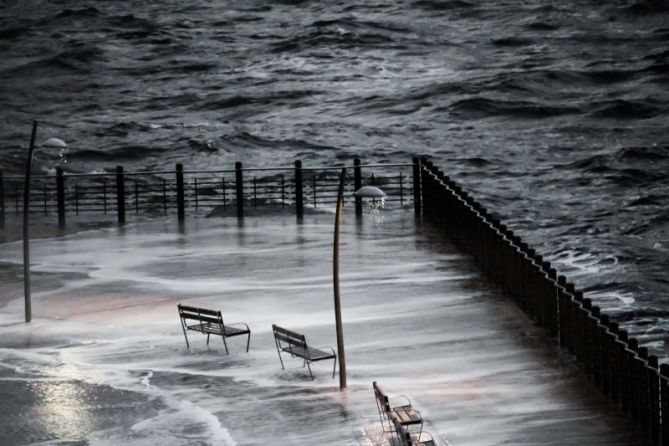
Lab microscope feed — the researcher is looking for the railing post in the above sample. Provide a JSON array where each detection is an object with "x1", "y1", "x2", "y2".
[
  {"x1": 56, "y1": 167, "x2": 65, "y2": 227},
  {"x1": 294, "y1": 160, "x2": 303, "y2": 218},
  {"x1": 253, "y1": 176, "x2": 257, "y2": 209},
  {"x1": 1, "y1": 171, "x2": 5, "y2": 230},
  {"x1": 413, "y1": 157, "x2": 422, "y2": 216},
  {"x1": 312, "y1": 176, "x2": 317, "y2": 207},
  {"x1": 194, "y1": 178, "x2": 199, "y2": 211},
  {"x1": 176, "y1": 163, "x2": 185, "y2": 224},
  {"x1": 661, "y1": 364, "x2": 669, "y2": 446},
  {"x1": 116, "y1": 165, "x2": 126, "y2": 225},
  {"x1": 42, "y1": 183, "x2": 47, "y2": 215},
  {"x1": 354, "y1": 158, "x2": 362, "y2": 216},
  {"x1": 222, "y1": 178, "x2": 227, "y2": 208},
  {"x1": 235, "y1": 161, "x2": 244, "y2": 218}
]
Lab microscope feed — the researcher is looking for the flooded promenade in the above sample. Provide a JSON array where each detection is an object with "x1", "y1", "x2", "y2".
[{"x1": 0, "y1": 212, "x2": 645, "y2": 445}]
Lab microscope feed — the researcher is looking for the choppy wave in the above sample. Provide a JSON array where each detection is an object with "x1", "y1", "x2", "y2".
[{"x1": 0, "y1": 0, "x2": 667, "y2": 357}]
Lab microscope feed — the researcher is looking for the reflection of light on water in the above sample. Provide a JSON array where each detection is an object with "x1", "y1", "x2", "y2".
[
  {"x1": 369, "y1": 198, "x2": 385, "y2": 224},
  {"x1": 33, "y1": 380, "x2": 94, "y2": 438}
]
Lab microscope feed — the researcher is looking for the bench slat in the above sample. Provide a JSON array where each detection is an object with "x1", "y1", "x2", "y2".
[
  {"x1": 178, "y1": 304, "x2": 220, "y2": 317},
  {"x1": 274, "y1": 331, "x2": 307, "y2": 348},
  {"x1": 180, "y1": 313, "x2": 221, "y2": 325}
]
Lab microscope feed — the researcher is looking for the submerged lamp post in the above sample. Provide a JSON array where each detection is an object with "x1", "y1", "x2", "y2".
[
  {"x1": 22, "y1": 121, "x2": 67, "y2": 323},
  {"x1": 333, "y1": 167, "x2": 386, "y2": 390}
]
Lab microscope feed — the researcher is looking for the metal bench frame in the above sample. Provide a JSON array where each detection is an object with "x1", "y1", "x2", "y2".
[
  {"x1": 373, "y1": 381, "x2": 423, "y2": 435},
  {"x1": 391, "y1": 412, "x2": 434, "y2": 446},
  {"x1": 272, "y1": 324, "x2": 336, "y2": 379},
  {"x1": 178, "y1": 304, "x2": 251, "y2": 354}
]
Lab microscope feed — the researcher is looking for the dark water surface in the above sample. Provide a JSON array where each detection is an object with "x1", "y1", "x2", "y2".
[{"x1": 1, "y1": 1, "x2": 667, "y2": 354}]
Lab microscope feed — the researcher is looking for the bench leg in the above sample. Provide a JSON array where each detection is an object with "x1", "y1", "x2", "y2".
[
  {"x1": 180, "y1": 318, "x2": 190, "y2": 349},
  {"x1": 332, "y1": 356, "x2": 337, "y2": 379},
  {"x1": 274, "y1": 338, "x2": 285, "y2": 370},
  {"x1": 206, "y1": 333, "x2": 211, "y2": 345},
  {"x1": 306, "y1": 360, "x2": 314, "y2": 380},
  {"x1": 221, "y1": 335, "x2": 229, "y2": 355},
  {"x1": 246, "y1": 331, "x2": 251, "y2": 352}
]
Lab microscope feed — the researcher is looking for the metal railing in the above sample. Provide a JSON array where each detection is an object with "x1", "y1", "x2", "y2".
[{"x1": 0, "y1": 159, "x2": 419, "y2": 227}]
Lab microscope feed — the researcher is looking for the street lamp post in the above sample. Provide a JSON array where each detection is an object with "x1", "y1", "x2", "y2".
[
  {"x1": 22, "y1": 121, "x2": 67, "y2": 323},
  {"x1": 332, "y1": 167, "x2": 386, "y2": 390},
  {"x1": 22, "y1": 121, "x2": 38, "y2": 323}
]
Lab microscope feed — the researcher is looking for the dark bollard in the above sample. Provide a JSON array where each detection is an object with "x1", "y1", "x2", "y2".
[
  {"x1": 661, "y1": 364, "x2": 669, "y2": 446},
  {"x1": 638, "y1": 347, "x2": 650, "y2": 435},
  {"x1": 235, "y1": 162, "x2": 244, "y2": 219},
  {"x1": 354, "y1": 158, "x2": 362, "y2": 216},
  {"x1": 648, "y1": 356, "x2": 660, "y2": 444},
  {"x1": 56, "y1": 167, "x2": 65, "y2": 227},
  {"x1": 662, "y1": 364, "x2": 669, "y2": 446},
  {"x1": 176, "y1": 164, "x2": 185, "y2": 224},
  {"x1": 116, "y1": 165, "x2": 126, "y2": 225},
  {"x1": 294, "y1": 160, "x2": 303, "y2": 218}
]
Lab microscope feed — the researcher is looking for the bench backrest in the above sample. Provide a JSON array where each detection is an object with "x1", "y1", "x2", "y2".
[
  {"x1": 373, "y1": 381, "x2": 391, "y2": 413},
  {"x1": 272, "y1": 324, "x2": 307, "y2": 349},
  {"x1": 178, "y1": 304, "x2": 224, "y2": 326}
]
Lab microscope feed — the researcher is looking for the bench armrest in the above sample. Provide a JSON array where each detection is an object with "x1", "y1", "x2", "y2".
[
  {"x1": 227, "y1": 322, "x2": 250, "y2": 331},
  {"x1": 389, "y1": 394, "x2": 413, "y2": 409},
  {"x1": 313, "y1": 346, "x2": 336, "y2": 356}
]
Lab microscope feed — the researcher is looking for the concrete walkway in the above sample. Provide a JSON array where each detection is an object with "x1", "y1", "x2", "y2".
[{"x1": 0, "y1": 212, "x2": 646, "y2": 445}]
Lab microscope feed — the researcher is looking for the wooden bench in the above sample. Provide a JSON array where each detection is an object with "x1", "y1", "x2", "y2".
[
  {"x1": 272, "y1": 324, "x2": 336, "y2": 379},
  {"x1": 391, "y1": 413, "x2": 435, "y2": 446},
  {"x1": 178, "y1": 304, "x2": 251, "y2": 354},
  {"x1": 373, "y1": 381, "x2": 423, "y2": 434}
]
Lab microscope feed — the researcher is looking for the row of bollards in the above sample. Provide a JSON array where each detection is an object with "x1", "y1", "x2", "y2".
[{"x1": 419, "y1": 157, "x2": 665, "y2": 445}]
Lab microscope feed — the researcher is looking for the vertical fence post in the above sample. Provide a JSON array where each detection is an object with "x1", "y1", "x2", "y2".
[
  {"x1": 253, "y1": 177, "x2": 257, "y2": 209},
  {"x1": 312, "y1": 176, "x2": 317, "y2": 208},
  {"x1": 56, "y1": 167, "x2": 65, "y2": 227},
  {"x1": 399, "y1": 172, "x2": 404, "y2": 206},
  {"x1": 176, "y1": 164, "x2": 185, "y2": 224},
  {"x1": 294, "y1": 160, "x2": 303, "y2": 218},
  {"x1": 194, "y1": 178, "x2": 199, "y2": 211},
  {"x1": 116, "y1": 165, "x2": 126, "y2": 225},
  {"x1": 281, "y1": 174, "x2": 285, "y2": 209},
  {"x1": 235, "y1": 162, "x2": 244, "y2": 218},
  {"x1": 354, "y1": 158, "x2": 362, "y2": 216},
  {"x1": 0, "y1": 171, "x2": 4, "y2": 229},
  {"x1": 412, "y1": 157, "x2": 422, "y2": 216},
  {"x1": 222, "y1": 178, "x2": 227, "y2": 208},
  {"x1": 661, "y1": 364, "x2": 669, "y2": 446}
]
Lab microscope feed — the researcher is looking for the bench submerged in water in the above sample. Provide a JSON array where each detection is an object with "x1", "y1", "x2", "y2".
[
  {"x1": 373, "y1": 381, "x2": 434, "y2": 445},
  {"x1": 272, "y1": 324, "x2": 336, "y2": 379},
  {"x1": 178, "y1": 304, "x2": 251, "y2": 354}
]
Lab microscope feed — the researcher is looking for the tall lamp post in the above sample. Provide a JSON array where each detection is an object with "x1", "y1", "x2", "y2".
[
  {"x1": 333, "y1": 167, "x2": 386, "y2": 390},
  {"x1": 23, "y1": 121, "x2": 67, "y2": 322}
]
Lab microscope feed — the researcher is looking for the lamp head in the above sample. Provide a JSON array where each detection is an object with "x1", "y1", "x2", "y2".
[
  {"x1": 354, "y1": 186, "x2": 386, "y2": 198},
  {"x1": 42, "y1": 138, "x2": 67, "y2": 148}
]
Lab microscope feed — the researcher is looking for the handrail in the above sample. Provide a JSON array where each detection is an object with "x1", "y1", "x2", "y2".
[{"x1": 2, "y1": 162, "x2": 412, "y2": 180}]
